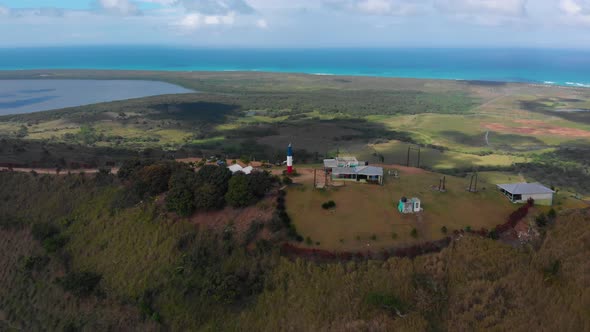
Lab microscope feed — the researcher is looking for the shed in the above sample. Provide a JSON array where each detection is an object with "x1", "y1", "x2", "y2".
[
  {"x1": 497, "y1": 182, "x2": 554, "y2": 205},
  {"x1": 398, "y1": 197, "x2": 421, "y2": 214}
]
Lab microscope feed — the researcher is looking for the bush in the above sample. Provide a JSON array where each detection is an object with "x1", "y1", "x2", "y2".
[
  {"x1": 441, "y1": 226, "x2": 448, "y2": 234},
  {"x1": 488, "y1": 230, "x2": 499, "y2": 240},
  {"x1": 536, "y1": 213, "x2": 548, "y2": 227},
  {"x1": 410, "y1": 228, "x2": 418, "y2": 238},
  {"x1": 321, "y1": 200, "x2": 336, "y2": 210},
  {"x1": 281, "y1": 176, "x2": 293, "y2": 185},
  {"x1": 366, "y1": 292, "x2": 408, "y2": 314},
  {"x1": 243, "y1": 221, "x2": 264, "y2": 245},
  {"x1": 547, "y1": 208, "x2": 557, "y2": 220},
  {"x1": 370, "y1": 234, "x2": 377, "y2": 241},
  {"x1": 305, "y1": 236, "x2": 313, "y2": 246},
  {"x1": 31, "y1": 223, "x2": 59, "y2": 242},
  {"x1": 464, "y1": 226, "x2": 472, "y2": 232},
  {"x1": 544, "y1": 260, "x2": 561, "y2": 283},
  {"x1": 226, "y1": 173, "x2": 255, "y2": 208},
  {"x1": 391, "y1": 232, "x2": 398, "y2": 239},
  {"x1": 42, "y1": 235, "x2": 68, "y2": 253},
  {"x1": 58, "y1": 271, "x2": 102, "y2": 297}
]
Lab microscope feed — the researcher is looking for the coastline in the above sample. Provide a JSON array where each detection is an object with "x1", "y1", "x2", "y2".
[{"x1": 0, "y1": 69, "x2": 588, "y2": 90}]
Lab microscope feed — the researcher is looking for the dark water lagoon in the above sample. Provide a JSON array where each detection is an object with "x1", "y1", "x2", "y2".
[{"x1": 0, "y1": 80, "x2": 193, "y2": 115}]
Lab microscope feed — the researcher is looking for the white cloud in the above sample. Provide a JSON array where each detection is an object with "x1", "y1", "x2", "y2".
[
  {"x1": 177, "y1": 12, "x2": 200, "y2": 28},
  {"x1": 560, "y1": 0, "x2": 583, "y2": 14},
  {"x1": 0, "y1": 6, "x2": 10, "y2": 16},
  {"x1": 97, "y1": 0, "x2": 141, "y2": 16},
  {"x1": 174, "y1": 11, "x2": 236, "y2": 30},
  {"x1": 256, "y1": 18, "x2": 268, "y2": 28},
  {"x1": 140, "y1": 0, "x2": 177, "y2": 5},
  {"x1": 559, "y1": 0, "x2": 590, "y2": 25},
  {"x1": 323, "y1": 0, "x2": 429, "y2": 16},
  {"x1": 180, "y1": 0, "x2": 254, "y2": 15},
  {"x1": 434, "y1": 0, "x2": 528, "y2": 17},
  {"x1": 357, "y1": 0, "x2": 427, "y2": 15}
]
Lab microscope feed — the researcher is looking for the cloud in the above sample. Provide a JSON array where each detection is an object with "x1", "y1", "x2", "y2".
[
  {"x1": 174, "y1": 11, "x2": 237, "y2": 30},
  {"x1": 96, "y1": 0, "x2": 142, "y2": 16},
  {"x1": 559, "y1": 0, "x2": 590, "y2": 25},
  {"x1": 180, "y1": 0, "x2": 254, "y2": 15},
  {"x1": 323, "y1": 0, "x2": 429, "y2": 16},
  {"x1": 0, "y1": 6, "x2": 68, "y2": 18},
  {"x1": 431, "y1": 0, "x2": 529, "y2": 26},
  {"x1": 140, "y1": 0, "x2": 177, "y2": 4},
  {"x1": 256, "y1": 18, "x2": 268, "y2": 28},
  {"x1": 434, "y1": 0, "x2": 528, "y2": 17}
]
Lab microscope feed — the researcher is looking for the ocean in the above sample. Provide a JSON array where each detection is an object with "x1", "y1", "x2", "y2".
[{"x1": 1, "y1": 47, "x2": 590, "y2": 88}]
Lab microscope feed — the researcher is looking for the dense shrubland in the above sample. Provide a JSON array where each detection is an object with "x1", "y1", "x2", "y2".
[{"x1": 0, "y1": 167, "x2": 588, "y2": 331}]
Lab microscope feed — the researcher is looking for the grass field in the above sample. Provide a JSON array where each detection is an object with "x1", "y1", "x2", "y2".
[{"x1": 286, "y1": 167, "x2": 517, "y2": 251}]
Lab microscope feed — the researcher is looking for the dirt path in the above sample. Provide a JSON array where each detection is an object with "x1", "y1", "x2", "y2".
[{"x1": 0, "y1": 167, "x2": 102, "y2": 175}]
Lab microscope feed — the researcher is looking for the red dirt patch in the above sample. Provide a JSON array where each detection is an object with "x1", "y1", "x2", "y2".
[
  {"x1": 483, "y1": 121, "x2": 590, "y2": 138},
  {"x1": 189, "y1": 194, "x2": 276, "y2": 236}
]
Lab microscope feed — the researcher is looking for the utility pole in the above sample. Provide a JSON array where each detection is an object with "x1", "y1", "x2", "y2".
[
  {"x1": 406, "y1": 146, "x2": 421, "y2": 168},
  {"x1": 468, "y1": 172, "x2": 478, "y2": 192},
  {"x1": 313, "y1": 169, "x2": 317, "y2": 189}
]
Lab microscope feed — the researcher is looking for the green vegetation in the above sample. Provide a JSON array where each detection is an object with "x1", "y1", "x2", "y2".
[
  {"x1": 321, "y1": 200, "x2": 336, "y2": 209},
  {"x1": 1, "y1": 71, "x2": 590, "y2": 196},
  {"x1": 0, "y1": 72, "x2": 589, "y2": 330}
]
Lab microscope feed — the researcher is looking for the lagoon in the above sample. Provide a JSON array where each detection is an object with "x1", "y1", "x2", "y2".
[{"x1": 0, "y1": 79, "x2": 193, "y2": 115}]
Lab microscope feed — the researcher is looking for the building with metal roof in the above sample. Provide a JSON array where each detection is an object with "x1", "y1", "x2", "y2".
[
  {"x1": 323, "y1": 157, "x2": 363, "y2": 169},
  {"x1": 497, "y1": 182, "x2": 554, "y2": 205},
  {"x1": 331, "y1": 165, "x2": 384, "y2": 185}
]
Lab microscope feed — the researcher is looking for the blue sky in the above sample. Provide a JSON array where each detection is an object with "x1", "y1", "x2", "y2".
[{"x1": 0, "y1": 0, "x2": 589, "y2": 47}]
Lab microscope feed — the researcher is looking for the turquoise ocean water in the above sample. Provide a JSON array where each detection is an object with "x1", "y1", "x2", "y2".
[{"x1": 1, "y1": 47, "x2": 590, "y2": 87}]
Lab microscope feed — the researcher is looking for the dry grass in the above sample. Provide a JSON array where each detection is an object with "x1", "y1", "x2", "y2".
[{"x1": 286, "y1": 167, "x2": 515, "y2": 251}]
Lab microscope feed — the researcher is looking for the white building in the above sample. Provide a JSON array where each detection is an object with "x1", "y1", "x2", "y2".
[
  {"x1": 228, "y1": 164, "x2": 254, "y2": 175},
  {"x1": 497, "y1": 182, "x2": 554, "y2": 206}
]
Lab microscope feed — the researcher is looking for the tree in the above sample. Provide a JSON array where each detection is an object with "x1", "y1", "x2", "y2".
[
  {"x1": 247, "y1": 171, "x2": 273, "y2": 198},
  {"x1": 166, "y1": 170, "x2": 198, "y2": 216},
  {"x1": 194, "y1": 183, "x2": 224, "y2": 211},
  {"x1": 225, "y1": 173, "x2": 255, "y2": 208},
  {"x1": 411, "y1": 228, "x2": 418, "y2": 238},
  {"x1": 16, "y1": 125, "x2": 28, "y2": 138},
  {"x1": 134, "y1": 163, "x2": 173, "y2": 198},
  {"x1": 195, "y1": 165, "x2": 232, "y2": 209}
]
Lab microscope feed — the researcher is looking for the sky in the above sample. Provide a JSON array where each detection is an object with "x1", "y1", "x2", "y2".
[{"x1": 0, "y1": 0, "x2": 589, "y2": 47}]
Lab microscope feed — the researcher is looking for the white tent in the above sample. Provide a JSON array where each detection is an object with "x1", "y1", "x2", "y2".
[{"x1": 228, "y1": 164, "x2": 254, "y2": 175}]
